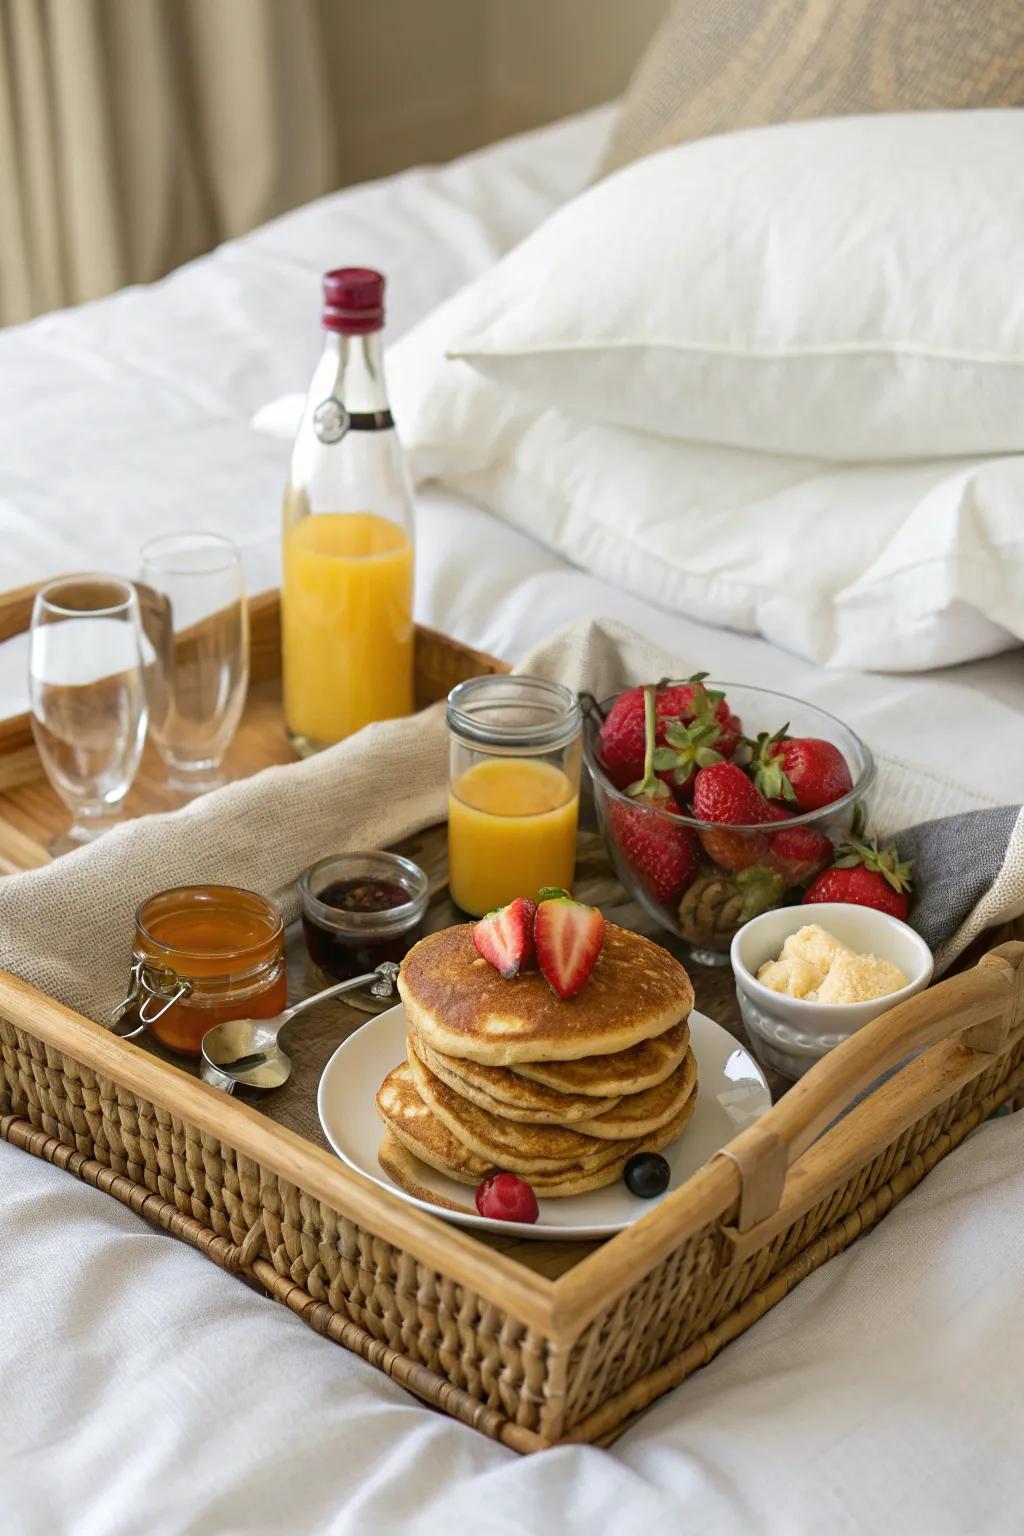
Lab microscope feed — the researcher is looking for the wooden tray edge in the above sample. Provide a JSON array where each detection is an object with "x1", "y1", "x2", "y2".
[
  {"x1": 0, "y1": 1112, "x2": 549, "y2": 1454},
  {"x1": 0, "y1": 969, "x2": 558, "y2": 1334}
]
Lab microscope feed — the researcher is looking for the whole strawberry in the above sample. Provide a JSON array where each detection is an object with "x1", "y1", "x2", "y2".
[
  {"x1": 803, "y1": 839, "x2": 912, "y2": 920},
  {"x1": 607, "y1": 685, "x2": 700, "y2": 904},
  {"x1": 765, "y1": 825, "x2": 833, "y2": 887},
  {"x1": 692, "y1": 760, "x2": 775, "y2": 872},
  {"x1": 609, "y1": 799, "x2": 701, "y2": 904},
  {"x1": 599, "y1": 675, "x2": 739, "y2": 789},
  {"x1": 750, "y1": 727, "x2": 853, "y2": 812}
]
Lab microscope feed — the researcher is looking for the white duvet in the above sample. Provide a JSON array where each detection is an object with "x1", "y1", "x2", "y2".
[
  {"x1": 2, "y1": 107, "x2": 1024, "y2": 1533},
  {"x1": 3, "y1": 1108, "x2": 1022, "y2": 1534}
]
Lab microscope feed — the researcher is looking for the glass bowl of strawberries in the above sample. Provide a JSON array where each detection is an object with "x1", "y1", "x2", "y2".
[{"x1": 583, "y1": 677, "x2": 876, "y2": 965}]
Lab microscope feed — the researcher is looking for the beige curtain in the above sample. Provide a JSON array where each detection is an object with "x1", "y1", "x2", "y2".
[{"x1": 0, "y1": 0, "x2": 336, "y2": 325}]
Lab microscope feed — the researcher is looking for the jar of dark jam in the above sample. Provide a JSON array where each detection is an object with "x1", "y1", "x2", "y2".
[{"x1": 299, "y1": 851, "x2": 428, "y2": 1001}]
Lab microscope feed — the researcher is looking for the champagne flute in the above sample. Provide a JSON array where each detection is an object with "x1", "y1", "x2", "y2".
[
  {"x1": 29, "y1": 576, "x2": 149, "y2": 854},
  {"x1": 139, "y1": 532, "x2": 249, "y2": 795}
]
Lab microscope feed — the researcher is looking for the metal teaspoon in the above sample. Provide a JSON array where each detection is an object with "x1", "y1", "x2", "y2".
[{"x1": 199, "y1": 962, "x2": 400, "y2": 1092}]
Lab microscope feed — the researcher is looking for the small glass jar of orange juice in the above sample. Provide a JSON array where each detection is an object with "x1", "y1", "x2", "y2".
[
  {"x1": 120, "y1": 886, "x2": 287, "y2": 1057},
  {"x1": 446, "y1": 677, "x2": 582, "y2": 916}
]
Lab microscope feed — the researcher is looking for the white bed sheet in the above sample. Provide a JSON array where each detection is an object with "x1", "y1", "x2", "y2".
[
  {"x1": 3, "y1": 1108, "x2": 1022, "y2": 1536},
  {"x1": 2, "y1": 107, "x2": 1024, "y2": 1533}
]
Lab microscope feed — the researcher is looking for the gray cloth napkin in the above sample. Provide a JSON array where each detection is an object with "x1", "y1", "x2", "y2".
[
  {"x1": 1, "y1": 617, "x2": 1021, "y2": 1024},
  {"x1": 896, "y1": 805, "x2": 1024, "y2": 955}
]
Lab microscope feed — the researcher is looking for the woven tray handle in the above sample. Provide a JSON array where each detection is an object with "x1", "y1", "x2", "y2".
[{"x1": 719, "y1": 941, "x2": 1024, "y2": 1232}]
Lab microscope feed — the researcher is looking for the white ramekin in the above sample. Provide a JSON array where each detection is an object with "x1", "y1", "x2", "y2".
[{"x1": 730, "y1": 902, "x2": 934, "y2": 1080}]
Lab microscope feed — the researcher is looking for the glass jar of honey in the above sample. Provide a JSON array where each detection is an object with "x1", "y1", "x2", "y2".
[{"x1": 127, "y1": 885, "x2": 287, "y2": 1056}]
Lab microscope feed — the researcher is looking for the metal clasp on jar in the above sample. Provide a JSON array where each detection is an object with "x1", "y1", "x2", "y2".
[{"x1": 110, "y1": 959, "x2": 194, "y2": 1039}]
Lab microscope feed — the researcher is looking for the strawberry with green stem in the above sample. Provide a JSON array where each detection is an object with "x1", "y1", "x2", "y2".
[
  {"x1": 599, "y1": 674, "x2": 741, "y2": 790},
  {"x1": 652, "y1": 711, "x2": 724, "y2": 796},
  {"x1": 606, "y1": 685, "x2": 700, "y2": 905},
  {"x1": 803, "y1": 839, "x2": 913, "y2": 920},
  {"x1": 691, "y1": 760, "x2": 775, "y2": 872},
  {"x1": 750, "y1": 727, "x2": 854, "y2": 812}
]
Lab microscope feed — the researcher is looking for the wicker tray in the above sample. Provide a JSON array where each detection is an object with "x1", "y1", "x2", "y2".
[
  {"x1": 0, "y1": 586, "x2": 504, "y2": 871},
  {"x1": 2, "y1": 583, "x2": 1023, "y2": 1451}
]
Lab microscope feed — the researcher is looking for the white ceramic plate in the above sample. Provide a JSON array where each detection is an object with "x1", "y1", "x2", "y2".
[{"x1": 318, "y1": 1003, "x2": 771, "y2": 1241}]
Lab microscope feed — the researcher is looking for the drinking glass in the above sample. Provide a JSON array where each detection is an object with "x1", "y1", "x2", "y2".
[
  {"x1": 139, "y1": 532, "x2": 249, "y2": 794},
  {"x1": 29, "y1": 576, "x2": 149, "y2": 853}
]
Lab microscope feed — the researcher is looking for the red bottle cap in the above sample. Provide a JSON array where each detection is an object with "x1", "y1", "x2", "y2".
[{"x1": 322, "y1": 268, "x2": 385, "y2": 334}]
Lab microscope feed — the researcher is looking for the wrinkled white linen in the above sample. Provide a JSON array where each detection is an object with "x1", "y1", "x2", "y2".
[
  {"x1": 2, "y1": 1111, "x2": 1021, "y2": 1535},
  {"x1": 393, "y1": 378, "x2": 1024, "y2": 672},
  {"x1": 376, "y1": 113, "x2": 1024, "y2": 674},
  {"x1": 439, "y1": 112, "x2": 1024, "y2": 462}
]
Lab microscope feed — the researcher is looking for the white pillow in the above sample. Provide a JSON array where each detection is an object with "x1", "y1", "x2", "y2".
[
  {"x1": 438, "y1": 111, "x2": 1024, "y2": 462},
  {"x1": 385, "y1": 323, "x2": 1024, "y2": 672}
]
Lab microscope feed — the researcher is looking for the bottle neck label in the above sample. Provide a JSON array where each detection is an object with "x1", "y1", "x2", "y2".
[{"x1": 312, "y1": 397, "x2": 394, "y2": 445}]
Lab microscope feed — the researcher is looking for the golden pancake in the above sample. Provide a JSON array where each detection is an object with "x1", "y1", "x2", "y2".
[
  {"x1": 377, "y1": 1082, "x2": 700, "y2": 1201},
  {"x1": 574, "y1": 1049, "x2": 697, "y2": 1139},
  {"x1": 399, "y1": 922, "x2": 693, "y2": 1065},
  {"x1": 377, "y1": 1132, "x2": 477, "y2": 1214},
  {"x1": 408, "y1": 1026, "x2": 622, "y2": 1124},
  {"x1": 516, "y1": 1020, "x2": 690, "y2": 1097},
  {"x1": 379, "y1": 1127, "x2": 627, "y2": 1200},
  {"x1": 376, "y1": 1061, "x2": 493, "y2": 1181},
  {"x1": 406, "y1": 1044, "x2": 626, "y2": 1174},
  {"x1": 640, "y1": 1084, "x2": 698, "y2": 1159},
  {"x1": 376, "y1": 1064, "x2": 626, "y2": 1192},
  {"x1": 377, "y1": 1125, "x2": 632, "y2": 1199}
]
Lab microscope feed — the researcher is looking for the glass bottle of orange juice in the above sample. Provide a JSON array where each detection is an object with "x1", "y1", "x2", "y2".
[{"x1": 282, "y1": 268, "x2": 414, "y2": 755}]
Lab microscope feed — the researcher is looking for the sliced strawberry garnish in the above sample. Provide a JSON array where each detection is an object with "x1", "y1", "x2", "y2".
[
  {"x1": 472, "y1": 896, "x2": 537, "y2": 978},
  {"x1": 534, "y1": 888, "x2": 605, "y2": 1000}
]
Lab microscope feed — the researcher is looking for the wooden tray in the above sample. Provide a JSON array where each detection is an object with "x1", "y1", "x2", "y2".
[
  {"x1": 2, "y1": 582, "x2": 1023, "y2": 1451},
  {"x1": 0, "y1": 585, "x2": 503, "y2": 872}
]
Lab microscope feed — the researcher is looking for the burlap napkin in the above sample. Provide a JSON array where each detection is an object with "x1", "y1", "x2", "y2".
[{"x1": 1, "y1": 619, "x2": 1020, "y2": 1025}]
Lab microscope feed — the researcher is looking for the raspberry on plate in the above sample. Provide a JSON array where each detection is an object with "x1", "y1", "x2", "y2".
[{"x1": 475, "y1": 1172, "x2": 539, "y2": 1224}]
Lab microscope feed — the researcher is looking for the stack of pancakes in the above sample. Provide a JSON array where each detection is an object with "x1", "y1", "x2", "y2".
[{"x1": 376, "y1": 922, "x2": 698, "y2": 1201}]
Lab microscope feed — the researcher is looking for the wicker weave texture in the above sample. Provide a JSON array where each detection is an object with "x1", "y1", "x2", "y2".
[
  {"x1": 3, "y1": 985, "x2": 1023, "y2": 1448},
  {"x1": 562, "y1": 1035, "x2": 1024, "y2": 1430},
  {"x1": 0, "y1": 1016, "x2": 560, "y2": 1435}
]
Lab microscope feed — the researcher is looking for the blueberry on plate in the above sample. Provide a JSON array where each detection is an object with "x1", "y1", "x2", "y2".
[{"x1": 623, "y1": 1152, "x2": 670, "y2": 1198}]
